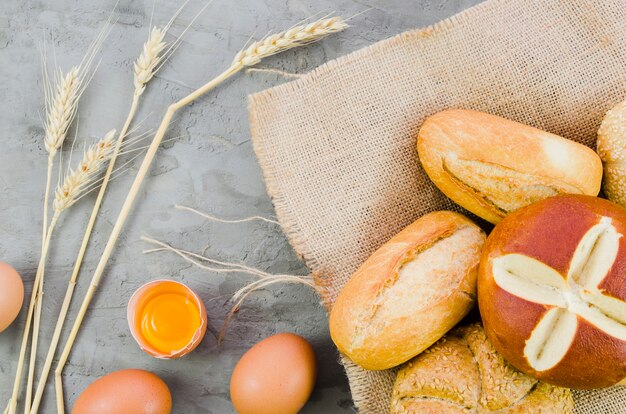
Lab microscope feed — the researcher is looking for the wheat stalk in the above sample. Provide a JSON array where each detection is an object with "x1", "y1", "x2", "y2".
[
  {"x1": 20, "y1": 132, "x2": 115, "y2": 414},
  {"x1": 9, "y1": 19, "x2": 113, "y2": 414},
  {"x1": 30, "y1": 14, "x2": 184, "y2": 412},
  {"x1": 28, "y1": 2, "x2": 210, "y2": 411},
  {"x1": 6, "y1": 131, "x2": 114, "y2": 414},
  {"x1": 53, "y1": 16, "x2": 346, "y2": 413}
]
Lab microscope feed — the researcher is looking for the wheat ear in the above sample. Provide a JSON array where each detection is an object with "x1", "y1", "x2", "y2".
[
  {"x1": 133, "y1": 27, "x2": 168, "y2": 94},
  {"x1": 9, "y1": 23, "x2": 111, "y2": 414},
  {"x1": 52, "y1": 132, "x2": 116, "y2": 211},
  {"x1": 6, "y1": 132, "x2": 114, "y2": 414},
  {"x1": 29, "y1": 19, "x2": 182, "y2": 414},
  {"x1": 23, "y1": 68, "x2": 79, "y2": 411},
  {"x1": 53, "y1": 15, "x2": 346, "y2": 414},
  {"x1": 33, "y1": 1, "x2": 205, "y2": 409},
  {"x1": 232, "y1": 17, "x2": 347, "y2": 67}
]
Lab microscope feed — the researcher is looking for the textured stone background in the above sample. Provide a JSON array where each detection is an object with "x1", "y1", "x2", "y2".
[{"x1": 0, "y1": 0, "x2": 480, "y2": 412}]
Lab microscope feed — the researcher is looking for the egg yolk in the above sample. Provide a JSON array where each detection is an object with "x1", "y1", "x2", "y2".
[{"x1": 139, "y1": 292, "x2": 202, "y2": 355}]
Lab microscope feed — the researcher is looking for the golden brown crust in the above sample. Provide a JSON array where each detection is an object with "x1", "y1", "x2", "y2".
[
  {"x1": 390, "y1": 324, "x2": 573, "y2": 414},
  {"x1": 478, "y1": 194, "x2": 626, "y2": 389},
  {"x1": 417, "y1": 109, "x2": 603, "y2": 224},
  {"x1": 329, "y1": 211, "x2": 485, "y2": 370},
  {"x1": 597, "y1": 99, "x2": 626, "y2": 207}
]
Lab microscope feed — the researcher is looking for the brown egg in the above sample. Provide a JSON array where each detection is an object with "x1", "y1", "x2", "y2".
[
  {"x1": 230, "y1": 333, "x2": 317, "y2": 414},
  {"x1": 73, "y1": 369, "x2": 172, "y2": 414},
  {"x1": 0, "y1": 262, "x2": 24, "y2": 333}
]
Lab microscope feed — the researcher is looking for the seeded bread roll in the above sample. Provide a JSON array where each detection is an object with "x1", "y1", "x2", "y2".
[
  {"x1": 597, "y1": 99, "x2": 626, "y2": 207},
  {"x1": 390, "y1": 323, "x2": 574, "y2": 414},
  {"x1": 329, "y1": 211, "x2": 485, "y2": 370},
  {"x1": 417, "y1": 109, "x2": 603, "y2": 224}
]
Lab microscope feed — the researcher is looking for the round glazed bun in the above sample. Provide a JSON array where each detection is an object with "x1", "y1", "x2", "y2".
[{"x1": 478, "y1": 194, "x2": 626, "y2": 389}]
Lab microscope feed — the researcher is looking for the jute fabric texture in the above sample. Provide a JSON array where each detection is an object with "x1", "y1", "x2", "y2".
[{"x1": 248, "y1": 0, "x2": 626, "y2": 412}]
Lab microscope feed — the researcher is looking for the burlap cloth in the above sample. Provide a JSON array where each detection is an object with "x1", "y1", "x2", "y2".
[{"x1": 248, "y1": 0, "x2": 626, "y2": 412}]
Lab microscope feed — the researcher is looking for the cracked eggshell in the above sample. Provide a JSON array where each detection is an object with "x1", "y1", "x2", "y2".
[
  {"x1": 478, "y1": 194, "x2": 626, "y2": 389},
  {"x1": 0, "y1": 262, "x2": 24, "y2": 333},
  {"x1": 73, "y1": 369, "x2": 172, "y2": 414},
  {"x1": 127, "y1": 279, "x2": 207, "y2": 359}
]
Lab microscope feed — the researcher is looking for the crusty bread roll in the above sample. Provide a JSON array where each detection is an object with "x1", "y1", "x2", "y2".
[
  {"x1": 390, "y1": 323, "x2": 573, "y2": 414},
  {"x1": 329, "y1": 211, "x2": 485, "y2": 370},
  {"x1": 417, "y1": 109, "x2": 603, "y2": 224},
  {"x1": 597, "y1": 99, "x2": 626, "y2": 207},
  {"x1": 478, "y1": 194, "x2": 626, "y2": 389}
]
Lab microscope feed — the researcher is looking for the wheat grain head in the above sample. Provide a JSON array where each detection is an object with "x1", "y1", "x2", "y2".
[
  {"x1": 44, "y1": 67, "x2": 80, "y2": 157},
  {"x1": 232, "y1": 16, "x2": 347, "y2": 68},
  {"x1": 134, "y1": 27, "x2": 168, "y2": 93},
  {"x1": 53, "y1": 129, "x2": 116, "y2": 213}
]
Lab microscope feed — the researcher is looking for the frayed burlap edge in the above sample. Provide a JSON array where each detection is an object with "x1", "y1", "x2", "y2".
[{"x1": 248, "y1": 0, "x2": 626, "y2": 412}]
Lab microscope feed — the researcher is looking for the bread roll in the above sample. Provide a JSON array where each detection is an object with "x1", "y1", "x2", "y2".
[
  {"x1": 597, "y1": 99, "x2": 626, "y2": 207},
  {"x1": 417, "y1": 109, "x2": 603, "y2": 224},
  {"x1": 478, "y1": 194, "x2": 626, "y2": 389},
  {"x1": 390, "y1": 323, "x2": 573, "y2": 414},
  {"x1": 329, "y1": 211, "x2": 485, "y2": 370}
]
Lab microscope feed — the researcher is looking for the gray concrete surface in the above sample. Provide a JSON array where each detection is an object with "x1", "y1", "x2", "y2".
[{"x1": 0, "y1": 1, "x2": 481, "y2": 412}]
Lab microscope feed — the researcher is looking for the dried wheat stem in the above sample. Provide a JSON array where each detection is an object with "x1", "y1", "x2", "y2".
[
  {"x1": 245, "y1": 67, "x2": 302, "y2": 79},
  {"x1": 141, "y1": 235, "x2": 315, "y2": 345},
  {"x1": 21, "y1": 131, "x2": 114, "y2": 414},
  {"x1": 18, "y1": 17, "x2": 115, "y2": 412},
  {"x1": 142, "y1": 236, "x2": 283, "y2": 278},
  {"x1": 42, "y1": 158, "x2": 53, "y2": 244},
  {"x1": 13, "y1": 67, "x2": 83, "y2": 414},
  {"x1": 6, "y1": 211, "x2": 59, "y2": 414},
  {"x1": 175, "y1": 204, "x2": 280, "y2": 225},
  {"x1": 219, "y1": 275, "x2": 315, "y2": 344},
  {"x1": 31, "y1": 24, "x2": 176, "y2": 414},
  {"x1": 54, "y1": 16, "x2": 346, "y2": 413},
  {"x1": 26, "y1": 130, "x2": 113, "y2": 413}
]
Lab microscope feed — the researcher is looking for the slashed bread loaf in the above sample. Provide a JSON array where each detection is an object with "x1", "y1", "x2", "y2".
[
  {"x1": 390, "y1": 323, "x2": 573, "y2": 414},
  {"x1": 417, "y1": 109, "x2": 602, "y2": 224},
  {"x1": 329, "y1": 211, "x2": 485, "y2": 370}
]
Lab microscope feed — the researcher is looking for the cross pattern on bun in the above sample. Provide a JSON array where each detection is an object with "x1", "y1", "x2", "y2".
[
  {"x1": 390, "y1": 324, "x2": 573, "y2": 413},
  {"x1": 478, "y1": 194, "x2": 626, "y2": 388}
]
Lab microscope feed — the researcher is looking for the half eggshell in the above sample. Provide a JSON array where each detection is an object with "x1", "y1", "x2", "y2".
[{"x1": 127, "y1": 279, "x2": 207, "y2": 359}]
